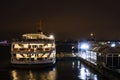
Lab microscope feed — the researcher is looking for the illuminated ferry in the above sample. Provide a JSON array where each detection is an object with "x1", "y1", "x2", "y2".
[{"x1": 11, "y1": 31, "x2": 56, "y2": 68}]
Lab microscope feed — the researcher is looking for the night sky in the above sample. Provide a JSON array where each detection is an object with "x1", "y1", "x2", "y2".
[{"x1": 0, "y1": 0, "x2": 120, "y2": 40}]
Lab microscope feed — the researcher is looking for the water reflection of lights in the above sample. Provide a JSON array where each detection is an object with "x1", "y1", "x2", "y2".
[
  {"x1": 11, "y1": 68, "x2": 56, "y2": 80},
  {"x1": 72, "y1": 61, "x2": 81, "y2": 69},
  {"x1": 72, "y1": 62, "x2": 75, "y2": 68},
  {"x1": 78, "y1": 64, "x2": 98, "y2": 80},
  {"x1": 48, "y1": 70, "x2": 56, "y2": 80},
  {"x1": 11, "y1": 70, "x2": 18, "y2": 80},
  {"x1": 40, "y1": 69, "x2": 56, "y2": 80},
  {"x1": 94, "y1": 75, "x2": 98, "y2": 80},
  {"x1": 28, "y1": 70, "x2": 35, "y2": 80},
  {"x1": 77, "y1": 61, "x2": 80, "y2": 69}
]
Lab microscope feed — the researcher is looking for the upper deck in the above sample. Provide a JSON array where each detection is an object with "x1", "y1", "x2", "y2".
[
  {"x1": 12, "y1": 32, "x2": 55, "y2": 43},
  {"x1": 22, "y1": 32, "x2": 54, "y2": 40}
]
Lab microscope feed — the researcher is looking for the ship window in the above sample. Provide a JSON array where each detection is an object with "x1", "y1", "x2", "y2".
[
  {"x1": 108, "y1": 54, "x2": 112, "y2": 56},
  {"x1": 32, "y1": 45, "x2": 37, "y2": 48},
  {"x1": 28, "y1": 45, "x2": 31, "y2": 48},
  {"x1": 113, "y1": 54, "x2": 118, "y2": 57}
]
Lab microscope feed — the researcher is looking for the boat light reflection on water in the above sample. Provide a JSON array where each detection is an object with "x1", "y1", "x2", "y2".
[
  {"x1": 73, "y1": 61, "x2": 98, "y2": 80},
  {"x1": 78, "y1": 64, "x2": 98, "y2": 80},
  {"x1": 11, "y1": 68, "x2": 56, "y2": 80}
]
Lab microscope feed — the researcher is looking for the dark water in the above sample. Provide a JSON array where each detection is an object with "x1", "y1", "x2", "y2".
[
  {"x1": 0, "y1": 60, "x2": 108, "y2": 80},
  {"x1": 0, "y1": 46, "x2": 107, "y2": 80}
]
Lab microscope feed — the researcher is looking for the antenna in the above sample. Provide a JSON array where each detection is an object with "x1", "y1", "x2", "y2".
[{"x1": 37, "y1": 20, "x2": 43, "y2": 33}]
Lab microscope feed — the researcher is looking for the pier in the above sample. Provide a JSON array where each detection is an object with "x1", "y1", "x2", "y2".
[
  {"x1": 56, "y1": 52, "x2": 120, "y2": 80},
  {"x1": 56, "y1": 40, "x2": 120, "y2": 80}
]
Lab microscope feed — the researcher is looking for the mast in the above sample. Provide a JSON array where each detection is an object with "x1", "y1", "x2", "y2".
[{"x1": 37, "y1": 20, "x2": 43, "y2": 33}]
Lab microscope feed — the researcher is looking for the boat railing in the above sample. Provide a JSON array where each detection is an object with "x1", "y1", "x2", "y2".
[
  {"x1": 11, "y1": 58, "x2": 53, "y2": 64},
  {"x1": 12, "y1": 38, "x2": 55, "y2": 43},
  {"x1": 11, "y1": 48, "x2": 55, "y2": 54}
]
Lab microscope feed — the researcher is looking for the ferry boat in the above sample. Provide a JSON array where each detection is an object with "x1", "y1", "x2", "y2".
[{"x1": 11, "y1": 31, "x2": 56, "y2": 68}]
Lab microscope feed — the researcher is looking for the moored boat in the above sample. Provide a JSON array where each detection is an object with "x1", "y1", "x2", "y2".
[{"x1": 11, "y1": 31, "x2": 56, "y2": 68}]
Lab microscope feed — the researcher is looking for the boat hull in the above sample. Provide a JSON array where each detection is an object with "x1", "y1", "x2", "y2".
[{"x1": 11, "y1": 62, "x2": 55, "y2": 69}]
